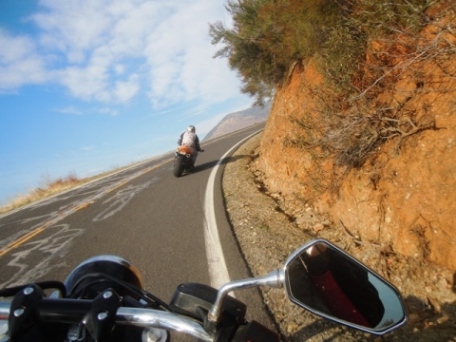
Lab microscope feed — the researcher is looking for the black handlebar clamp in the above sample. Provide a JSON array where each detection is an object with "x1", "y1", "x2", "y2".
[
  {"x1": 83, "y1": 288, "x2": 122, "y2": 341},
  {"x1": 8, "y1": 284, "x2": 44, "y2": 340}
]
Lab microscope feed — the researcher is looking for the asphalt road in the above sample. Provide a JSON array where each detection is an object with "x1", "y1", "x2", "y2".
[{"x1": 0, "y1": 123, "x2": 275, "y2": 338}]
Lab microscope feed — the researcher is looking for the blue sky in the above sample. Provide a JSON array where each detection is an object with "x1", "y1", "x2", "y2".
[{"x1": 0, "y1": 0, "x2": 253, "y2": 206}]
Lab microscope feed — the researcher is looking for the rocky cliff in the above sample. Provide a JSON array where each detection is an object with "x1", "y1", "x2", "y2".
[
  {"x1": 204, "y1": 102, "x2": 271, "y2": 141},
  {"x1": 255, "y1": 3, "x2": 456, "y2": 272}
]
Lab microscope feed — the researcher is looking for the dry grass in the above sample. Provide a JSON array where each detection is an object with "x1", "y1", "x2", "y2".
[
  {"x1": 0, "y1": 157, "x2": 151, "y2": 215},
  {"x1": 0, "y1": 173, "x2": 88, "y2": 214}
]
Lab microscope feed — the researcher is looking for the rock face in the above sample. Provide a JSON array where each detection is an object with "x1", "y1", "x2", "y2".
[
  {"x1": 256, "y1": 7, "x2": 456, "y2": 271},
  {"x1": 204, "y1": 102, "x2": 271, "y2": 141}
]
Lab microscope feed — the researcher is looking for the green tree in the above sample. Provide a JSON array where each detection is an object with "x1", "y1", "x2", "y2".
[
  {"x1": 210, "y1": 0, "x2": 343, "y2": 105},
  {"x1": 210, "y1": 0, "x2": 432, "y2": 105}
]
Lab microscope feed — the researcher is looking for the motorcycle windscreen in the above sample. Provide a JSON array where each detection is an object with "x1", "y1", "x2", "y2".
[{"x1": 284, "y1": 240, "x2": 407, "y2": 335}]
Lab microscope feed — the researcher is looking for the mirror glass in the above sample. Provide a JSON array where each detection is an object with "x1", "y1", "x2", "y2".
[{"x1": 285, "y1": 240, "x2": 406, "y2": 334}]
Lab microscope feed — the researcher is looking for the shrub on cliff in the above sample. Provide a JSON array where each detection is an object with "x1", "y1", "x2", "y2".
[
  {"x1": 210, "y1": 0, "x2": 432, "y2": 105},
  {"x1": 211, "y1": 0, "x2": 440, "y2": 168}
]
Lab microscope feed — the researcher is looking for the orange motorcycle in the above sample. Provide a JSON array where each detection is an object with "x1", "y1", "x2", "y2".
[{"x1": 173, "y1": 145, "x2": 203, "y2": 177}]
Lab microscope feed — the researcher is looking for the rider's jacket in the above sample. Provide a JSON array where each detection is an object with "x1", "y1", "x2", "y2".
[{"x1": 179, "y1": 131, "x2": 202, "y2": 151}]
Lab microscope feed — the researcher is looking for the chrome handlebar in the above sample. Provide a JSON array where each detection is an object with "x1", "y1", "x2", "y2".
[{"x1": 0, "y1": 302, "x2": 211, "y2": 341}]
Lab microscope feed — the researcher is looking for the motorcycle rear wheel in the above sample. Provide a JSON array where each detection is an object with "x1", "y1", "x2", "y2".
[{"x1": 173, "y1": 155, "x2": 185, "y2": 177}]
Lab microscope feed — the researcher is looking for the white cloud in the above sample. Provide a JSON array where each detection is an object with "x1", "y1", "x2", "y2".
[
  {"x1": 32, "y1": 1, "x2": 116, "y2": 63},
  {"x1": 1, "y1": 0, "x2": 245, "y2": 109},
  {"x1": 114, "y1": 64, "x2": 125, "y2": 75},
  {"x1": 143, "y1": 1, "x2": 242, "y2": 109},
  {"x1": 97, "y1": 107, "x2": 119, "y2": 116},
  {"x1": 0, "y1": 29, "x2": 48, "y2": 91},
  {"x1": 54, "y1": 106, "x2": 84, "y2": 115},
  {"x1": 114, "y1": 74, "x2": 140, "y2": 103},
  {"x1": 59, "y1": 64, "x2": 110, "y2": 101}
]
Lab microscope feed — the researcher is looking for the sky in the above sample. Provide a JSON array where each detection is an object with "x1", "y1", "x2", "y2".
[{"x1": 0, "y1": 0, "x2": 253, "y2": 206}]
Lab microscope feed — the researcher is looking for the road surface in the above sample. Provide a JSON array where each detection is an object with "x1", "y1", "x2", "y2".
[{"x1": 0, "y1": 123, "x2": 275, "y2": 339}]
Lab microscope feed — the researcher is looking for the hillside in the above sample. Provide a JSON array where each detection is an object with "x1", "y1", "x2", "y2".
[
  {"x1": 231, "y1": 2, "x2": 456, "y2": 337},
  {"x1": 204, "y1": 102, "x2": 271, "y2": 140},
  {"x1": 213, "y1": 1, "x2": 456, "y2": 335},
  {"x1": 255, "y1": 1, "x2": 456, "y2": 273}
]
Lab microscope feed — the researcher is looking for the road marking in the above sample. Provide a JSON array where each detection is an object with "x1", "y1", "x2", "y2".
[
  {"x1": 0, "y1": 163, "x2": 166, "y2": 258},
  {"x1": 0, "y1": 227, "x2": 45, "y2": 257},
  {"x1": 204, "y1": 130, "x2": 262, "y2": 289},
  {"x1": 1, "y1": 224, "x2": 85, "y2": 288},
  {"x1": 0, "y1": 203, "x2": 88, "y2": 257}
]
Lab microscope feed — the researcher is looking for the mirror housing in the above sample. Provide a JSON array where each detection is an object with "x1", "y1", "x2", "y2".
[{"x1": 284, "y1": 239, "x2": 407, "y2": 335}]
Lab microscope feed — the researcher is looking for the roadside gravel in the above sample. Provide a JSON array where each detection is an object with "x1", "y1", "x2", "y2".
[{"x1": 222, "y1": 133, "x2": 456, "y2": 341}]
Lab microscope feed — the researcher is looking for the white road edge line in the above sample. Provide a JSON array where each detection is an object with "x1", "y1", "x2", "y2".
[{"x1": 204, "y1": 130, "x2": 262, "y2": 289}]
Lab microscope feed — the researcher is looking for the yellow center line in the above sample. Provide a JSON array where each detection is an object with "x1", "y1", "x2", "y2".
[{"x1": 0, "y1": 226, "x2": 46, "y2": 257}]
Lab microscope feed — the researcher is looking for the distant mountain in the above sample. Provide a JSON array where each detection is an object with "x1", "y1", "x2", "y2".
[{"x1": 204, "y1": 102, "x2": 271, "y2": 141}]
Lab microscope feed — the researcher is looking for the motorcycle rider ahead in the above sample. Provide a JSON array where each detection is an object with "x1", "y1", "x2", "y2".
[{"x1": 178, "y1": 125, "x2": 203, "y2": 169}]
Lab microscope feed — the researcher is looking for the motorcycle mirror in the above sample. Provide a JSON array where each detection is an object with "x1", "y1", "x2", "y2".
[{"x1": 283, "y1": 239, "x2": 407, "y2": 335}]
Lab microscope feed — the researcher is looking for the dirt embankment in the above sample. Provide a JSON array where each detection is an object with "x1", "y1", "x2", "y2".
[
  {"x1": 222, "y1": 3, "x2": 456, "y2": 341},
  {"x1": 223, "y1": 134, "x2": 456, "y2": 341},
  {"x1": 257, "y1": 4, "x2": 456, "y2": 274}
]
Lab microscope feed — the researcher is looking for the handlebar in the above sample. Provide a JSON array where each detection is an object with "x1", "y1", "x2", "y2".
[
  {"x1": 0, "y1": 301, "x2": 8, "y2": 320},
  {"x1": 0, "y1": 300, "x2": 211, "y2": 341},
  {"x1": 116, "y1": 307, "x2": 210, "y2": 341},
  {"x1": 0, "y1": 240, "x2": 408, "y2": 340}
]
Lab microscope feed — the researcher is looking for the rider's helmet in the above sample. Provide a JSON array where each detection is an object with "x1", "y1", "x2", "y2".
[{"x1": 187, "y1": 125, "x2": 196, "y2": 133}]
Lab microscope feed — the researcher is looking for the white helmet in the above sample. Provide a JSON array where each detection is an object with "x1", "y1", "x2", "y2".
[{"x1": 187, "y1": 125, "x2": 196, "y2": 133}]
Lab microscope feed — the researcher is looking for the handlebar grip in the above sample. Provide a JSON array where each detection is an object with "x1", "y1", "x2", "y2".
[{"x1": 0, "y1": 301, "x2": 9, "y2": 321}]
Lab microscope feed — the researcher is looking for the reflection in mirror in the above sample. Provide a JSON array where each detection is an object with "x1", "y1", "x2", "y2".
[{"x1": 285, "y1": 240, "x2": 406, "y2": 335}]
